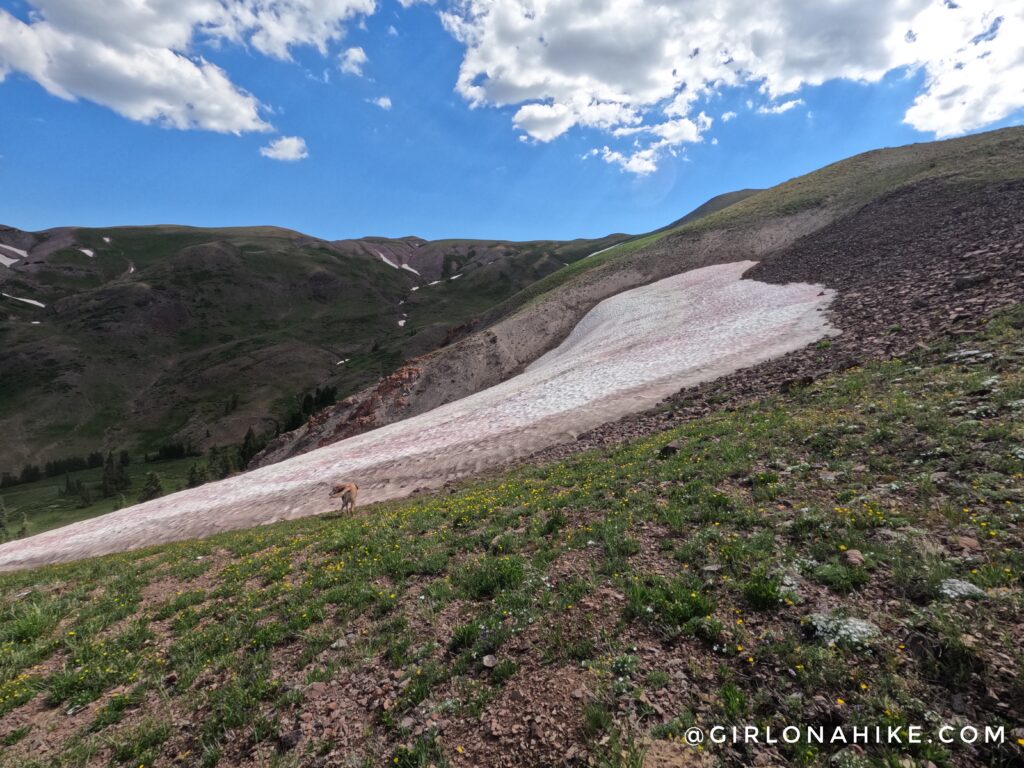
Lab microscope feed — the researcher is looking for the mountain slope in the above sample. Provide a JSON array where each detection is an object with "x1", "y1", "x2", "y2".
[
  {"x1": 658, "y1": 188, "x2": 763, "y2": 231},
  {"x1": 256, "y1": 127, "x2": 1024, "y2": 467},
  {"x1": 0, "y1": 226, "x2": 628, "y2": 471},
  {"x1": 0, "y1": 305, "x2": 1021, "y2": 767}
]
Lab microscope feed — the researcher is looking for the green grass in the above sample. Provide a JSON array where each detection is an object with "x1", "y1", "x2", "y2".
[
  {"x1": 1, "y1": 456, "x2": 199, "y2": 538},
  {"x1": 0, "y1": 305, "x2": 1022, "y2": 766}
]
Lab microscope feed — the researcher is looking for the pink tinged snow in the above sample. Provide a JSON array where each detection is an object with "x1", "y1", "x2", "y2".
[
  {"x1": 0, "y1": 262, "x2": 837, "y2": 572},
  {"x1": 376, "y1": 251, "x2": 400, "y2": 269}
]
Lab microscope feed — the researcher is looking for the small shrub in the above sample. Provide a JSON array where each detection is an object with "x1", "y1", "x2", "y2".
[
  {"x1": 742, "y1": 569, "x2": 783, "y2": 610},
  {"x1": 456, "y1": 556, "x2": 526, "y2": 600}
]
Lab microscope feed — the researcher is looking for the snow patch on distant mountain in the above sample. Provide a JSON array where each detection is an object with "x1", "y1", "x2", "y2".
[
  {"x1": 2, "y1": 293, "x2": 46, "y2": 308},
  {"x1": 0, "y1": 244, "x2": 28, "y2": 266}
]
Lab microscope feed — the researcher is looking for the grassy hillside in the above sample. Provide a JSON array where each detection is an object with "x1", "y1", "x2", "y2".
[
  {"x1": 2, "y1": 305, "x2": 1020, "y2": 767},
  {"x1": 482, "y1": 127, "x2": 1024, "y2": 324}
]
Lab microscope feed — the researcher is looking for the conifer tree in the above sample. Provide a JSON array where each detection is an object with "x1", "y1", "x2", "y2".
[
  {"x1": 186, "y1": 463, "x2": 209, "y2": 488},
  {"x1": 138, "y1": 472, "x2": 164, "y2": 503}
]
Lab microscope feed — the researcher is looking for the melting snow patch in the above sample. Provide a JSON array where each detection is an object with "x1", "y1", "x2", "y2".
[
  {"x1": 449, "y1": 274, "x2": 463, "y2": 280},
  {"x1": 410, "y1": 286, "x2": 419, "y2": 292},
  {"x1": 2, "y1": 293, "x2": 45, "y2": 308},
  {"x1": 79, "y1": 248, "x2": 95, "y2": 258},
  {"x1": 0, "y1": 253, "x2": 17, "y2": 268},
  {"x1": 335, "y1": 358, "x2": 351, "y2": 366},
  {"x1": 103, "y1": 236, "x2": 112, "y2": 243},
  {"x1": 0, "y1": 261, "x2": 837, "y2": 571},
  {"x1": 400, "y1": 263, "x2": 420, "y2": 276},
  {"x1": 376, "y1": 251, "x2": 400, "y2": 269},
  {"x1": 427, "y1": 280, "x2": 442, "y2": 286},
  {"x1": 398, "y1": 319, "x2": 407, "y2": 327},
  {"x1": 0, "y1": 243, "x2": 29, "y2": 260},
  {"x1": 31, "y1": 321, "x2": 41, "y2": 325},
  {"x1": 585, "y1": 243, "x2": 620, "y2": 259}
]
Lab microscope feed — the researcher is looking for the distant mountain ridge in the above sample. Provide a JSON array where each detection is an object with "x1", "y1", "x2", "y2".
[{"x1": 1, "y1": 221, "x2": 639, "y2": 470}]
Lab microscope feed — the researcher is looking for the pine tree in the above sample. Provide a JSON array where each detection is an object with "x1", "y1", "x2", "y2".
[
  {"x1": 137, "y1": 472, "x2": 164, "y2": 503},
  {"x1": 76, "y1": 482, "x2": 92, "y2": 508},
  {"x1": 186, "y1": 463, "x2": 209, "y2": 488},
  {"x1": 101, "y1": 452, "x2": 118, "y2": 497},
  {"x1": 0, "y1": 498, "x2": 9, "y2": 543},
  {"x1": 239, "y1": 427, "x2": 262, "y2": 467}
]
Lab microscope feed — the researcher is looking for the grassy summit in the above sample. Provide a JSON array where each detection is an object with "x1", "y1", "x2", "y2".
[{"x1": 1, "y1": 305, "x2": 1021, "y2": 767}]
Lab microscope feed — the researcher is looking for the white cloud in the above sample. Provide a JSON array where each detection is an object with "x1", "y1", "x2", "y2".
[
  {"x1": 901, "y1": 5, "x2": 1024, "y2": 136},
  {"x1": 369, "y1": 95, "x2": 392, "y2": 110},
  {"x1": 757, "y1": 98, "x2": 804, "y2": 115},
  {"x1": 387, "y1": 25, "x2": 398, "y2": 36},
  {"x1": 721, "y1": 111, "x2": 738, "y2": 122},
  {"x1": 440, "y1": 0, "x2": 1024, "y2": 173},
  {"x1": 260, "y1": 135, "x2": 309, "y2": 161},
  {"x1": 0, "y1": 0, "x2": 376, "y2": 134},
  {"x1": 340, "y1": 46, "x2": 368, "y2": 76}
]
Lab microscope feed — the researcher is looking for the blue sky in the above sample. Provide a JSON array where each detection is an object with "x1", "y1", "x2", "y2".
[{"x1": 1, "y1": 0, "x2": 1021, "y2": 242}]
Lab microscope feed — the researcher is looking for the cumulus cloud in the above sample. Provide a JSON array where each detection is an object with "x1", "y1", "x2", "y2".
[
  {"x1": 369, "y1": 95, "x2": 392, "y2": 109},
  {"x1": 0, "y1": 0, "x2": 376, "y2": 134},
  {"x1": 902, "y1": 4, "x2": 1024, "y2": 136},
  {"x1": 260, "y1": 135, "x2": 309, "y2": 161},
  {"x1": 440, "y1": 0, "x2": 1024, "y2": 173},
  {"x1": 340, "y1": 46, "x2": 368, "y2": 76},
  {"x1": 721, "y1": 111, "x2": 738, "y2": 122},
  {"x1": 757, "y1": 98, "x2": 804, "y2": 115}
]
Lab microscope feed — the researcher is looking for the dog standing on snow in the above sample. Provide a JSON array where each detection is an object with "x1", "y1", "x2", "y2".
[{"x1": 329, "y1": 482, "x2": 359, "y2": 513}]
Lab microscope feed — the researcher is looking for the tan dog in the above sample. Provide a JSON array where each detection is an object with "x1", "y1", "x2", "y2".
[{"x1": 328, "y1": 482, "x2": 359, "y2": 513}]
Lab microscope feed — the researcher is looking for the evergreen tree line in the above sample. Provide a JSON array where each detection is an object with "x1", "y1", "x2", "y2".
[
  {"x1": 183, "y1": 427, "x2": 267, "y2": 490},
  {"x1": 282, "y1": 385, "x2": 337, "y2": 432},
  {"x1": 58, "y1": 450, "x2": 132, "y2": 508},
  {"x1": 1, "y1": 451, "x2": 111, "y2": 488},
  {"x1": 144, "y1": 441, "x2": 201, "y2": 463}
]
